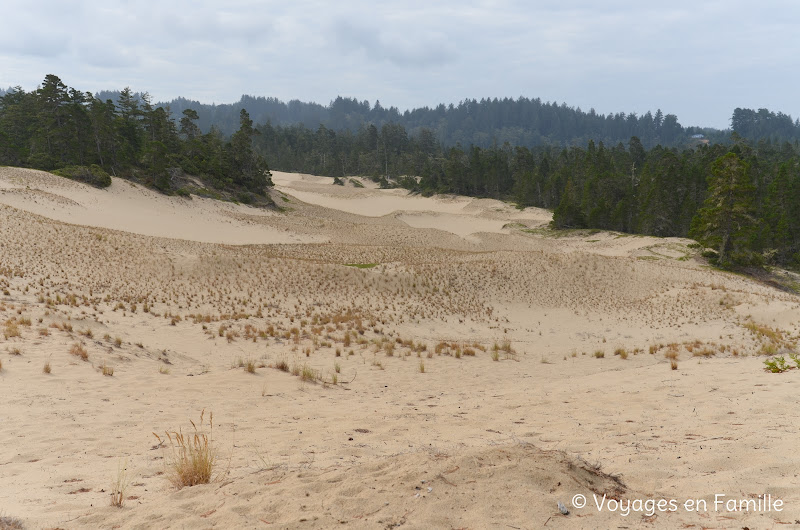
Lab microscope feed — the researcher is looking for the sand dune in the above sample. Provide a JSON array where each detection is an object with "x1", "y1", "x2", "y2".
[
  {"x1": 1, "y1": 167, "x2": 799, "y2": 529},
  {"x1": 0, "y1": 168, "x2": 322, "y2": 245}
]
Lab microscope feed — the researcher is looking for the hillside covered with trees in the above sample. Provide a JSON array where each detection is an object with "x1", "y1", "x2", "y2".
[
  {"x1": 2, "y1": 75, "x2": 799, "y2": 269},
  {"x1": 251, "y1": 121, "x2": 799, "y2": 269},
  {"x1": 90, "y1": 91, "x2": 710, "y2": 149},
  {"x1": 0, "y1": 75, "x2": 272, "y2": 202}
]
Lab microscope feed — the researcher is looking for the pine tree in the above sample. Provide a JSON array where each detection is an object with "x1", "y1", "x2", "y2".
[{"x1": 689, "y1": 152, "x2": 757, "y2": 266}]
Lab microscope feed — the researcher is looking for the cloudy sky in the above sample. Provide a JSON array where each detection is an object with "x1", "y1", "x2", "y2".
[{"x1": 2, "y1": 0, "x2": 798, "y2": 129}]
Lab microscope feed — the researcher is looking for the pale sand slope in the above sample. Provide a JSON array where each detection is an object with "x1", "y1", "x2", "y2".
[
  {"x1": 0, "y1": 168, "x2": 323, "y2": 245},
  {"x1": 1, "y1": 167, "x2": 800, "y2": 529},
  {"x1": 272, "y1": 170, "x2": 552, "y2": 240}
]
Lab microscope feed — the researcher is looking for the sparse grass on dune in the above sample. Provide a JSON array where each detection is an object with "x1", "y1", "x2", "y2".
[{"x1": 4, "y1": 170, "x2": 800, "y2": 529}]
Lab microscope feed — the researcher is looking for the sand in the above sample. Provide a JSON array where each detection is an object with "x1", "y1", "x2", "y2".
[{"x1": 1, "y1": 166, "x2": 799, "y2": 529}]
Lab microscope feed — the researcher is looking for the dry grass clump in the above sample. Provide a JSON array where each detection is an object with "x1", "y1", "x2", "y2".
[
  {"x1": 110, "y1": 459, "x2": 129, "y2": 508},
  {"x1": 245, "y1": 359, "x2": 256, "y2": 373},
  {"x1": 50, "y1": 321, "x2": 73, "y2": 333},
  {"x1": 759, "y1": 342, "x2": 779, "y2": 356},
  {"x1": 664, "y1": 347, "x2": 680, "y2": 368},
  {"x1": 3, "y1": 319, "x2": 20, "y2": 339},
  {"x1": 0, "y1": 515, "x2": 25, "y2": 530},
  {"x1": 743, "y1": 321, "x2": 786, "y2": 344},
  {"x1": 613, "y1": 347, "x2": 628, "y2": 359},
  {"x1": 42, "y1": 360, "x2": 51, "y2": 374},
  {"x1": 101, "y1": 362, "x2": 114, "y2": 376},
  {"x1": 490, "y1": 340, "x2": 517, "y2": 361},
  {"x1": 153, "y1": 410, "x2": 217, "y2": 489},
  {"x1": 273, "y1": 356, "x2": 290, "y2": 372},
  {"x1": 593, "y1": 350, "x2": 604, "y2": 359},
  {"x1": 300, "y1": 363, "x2": 316, "y2": 382},
  {"x1": 69, "y1": 342, "x2": 89, "y2": 361},
  {"x1": 692, "y1": 346, "x2": 716, "y2": 358}
]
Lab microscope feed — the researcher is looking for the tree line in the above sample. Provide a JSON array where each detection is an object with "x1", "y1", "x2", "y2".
[
  {"x1": 250, "y1": 121, "x2": 799, "y2": 269},
  {"x1": 731, "y1": 107, "x2": 800, "y2": 143},
  {"x1": 62, "y1": 89, "x2": 800, "y2": 149},
  {"x1": 0, "y1": 75, "x2": 272, "y2": 199},
  {"x1": 94, "y1": 91, "x2": 706, "y2": 149},
  {"x1": 2, "y1": 75, "x2": 799, "y2": 269}
]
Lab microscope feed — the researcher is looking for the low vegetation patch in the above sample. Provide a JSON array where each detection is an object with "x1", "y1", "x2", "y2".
[
  {"x1": 51, "y1": 164, "x2": 112, "y2": 188},
  {"x1": 110, "y1": 459, "x2": 129, "y2": 508},
  {"x1": 101, "y1": 362, "x2": 114, "y2": 376},
  {"x1": 69, "y1": 342, "x2": 89, "y2": 361},
  {"x1": 764, "y1": 354, "x2": 800, "y2": 373},
  {"x1": 0, "y1": 515, "x2": 26, "y2": 530},
  {"x1": 153, "y1": 410, "x2": 217, "y2": 489}
]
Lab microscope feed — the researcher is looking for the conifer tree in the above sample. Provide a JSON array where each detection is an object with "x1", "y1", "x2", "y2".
[{"x1": 689, "y1": 152, "x2": 757, "y2": 266}]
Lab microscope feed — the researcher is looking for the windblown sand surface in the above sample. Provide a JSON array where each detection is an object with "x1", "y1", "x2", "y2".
[{"x1": 1, "y1": 167, "x2": 799, "y2": 529}]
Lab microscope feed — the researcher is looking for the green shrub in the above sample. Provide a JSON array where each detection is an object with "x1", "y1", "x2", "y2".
[
  {"x1": 52, "y1": 164, "x2": 112, "y2": 188},
  {"x1": 764, "y1": 356, "x2": 789, "y2": 373}
]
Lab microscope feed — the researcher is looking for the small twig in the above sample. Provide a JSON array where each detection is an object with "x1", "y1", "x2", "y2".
[
  {"x1": 436, "y1": 473, "x2": 456, "y2": 487},
  {"x1": 342, "y1": 369, "x2": 357, "y2": 384},
  {"x1": 353, "y1": 506, "x2": 383, "y2": 519}
]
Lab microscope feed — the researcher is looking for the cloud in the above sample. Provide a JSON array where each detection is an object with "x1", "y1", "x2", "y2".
[
  {"x1": 1, "y1": 0, "x2": 799, "y2": 128},
  {"x1": 332, "y1": 20, "x2": 457, "y2": 68}
]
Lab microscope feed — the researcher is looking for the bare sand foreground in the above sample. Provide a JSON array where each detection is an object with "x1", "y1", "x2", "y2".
[{"x1": 1, "y1": 167, "x2": 799, "y2": 529}]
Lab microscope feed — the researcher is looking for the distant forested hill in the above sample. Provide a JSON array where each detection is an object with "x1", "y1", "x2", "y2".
[
  {"x1": 731, "y1": 107, "x2": 800, "y2": 143},
  {"x1": 95, "y1": 90, "x2": 709, "y2": 149},
  {"x1": 26, "y1": 85, "x2": 800, "y2": 149},
  {"x1": 163, "y1": 95, "x2": 699, "y2": 149}
]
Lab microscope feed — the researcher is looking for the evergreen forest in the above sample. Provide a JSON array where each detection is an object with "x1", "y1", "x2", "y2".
[{"x1": 1, "y1": 75, "x2": 799, "y2": 269}]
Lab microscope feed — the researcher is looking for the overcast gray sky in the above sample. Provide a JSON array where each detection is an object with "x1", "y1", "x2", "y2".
[{"x1": 2, "y1": 0, "x2": 798, "y2": 129}]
